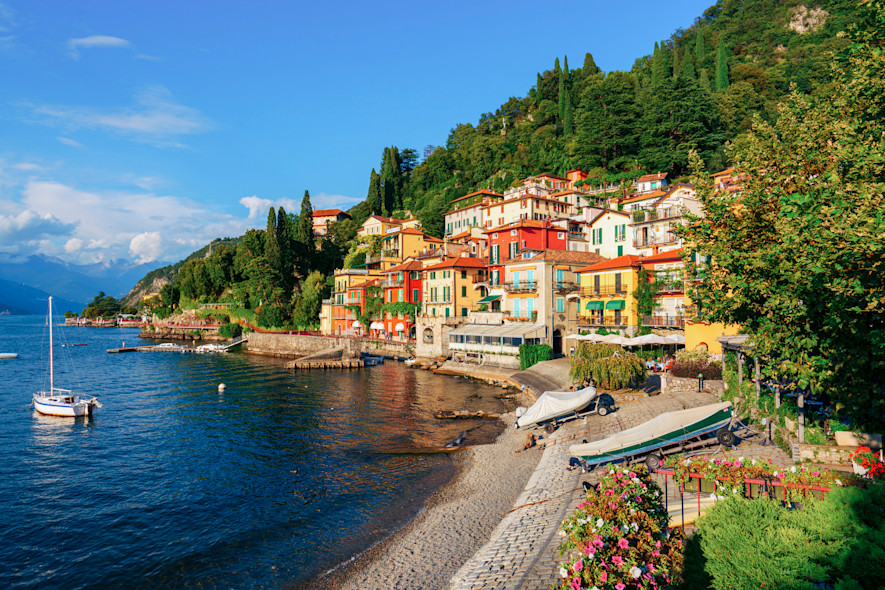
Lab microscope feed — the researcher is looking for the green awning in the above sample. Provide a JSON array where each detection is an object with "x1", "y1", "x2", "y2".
[
  {"x1": 605, "y1": 300, "x2": 626, "y2": 310},
  {"x1": 585, "y1": 301, "x2": 604, "y2": 310},
  {"x1": 477, "y1": 294, "x2": 501, "y2": 305}
]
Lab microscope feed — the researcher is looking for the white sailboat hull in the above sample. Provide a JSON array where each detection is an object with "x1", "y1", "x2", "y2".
[{"x1": 33, "y1": 393, "x2": 93, "y2": 417}]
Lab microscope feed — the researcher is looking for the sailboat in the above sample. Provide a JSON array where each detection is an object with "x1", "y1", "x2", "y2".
[{"x1": 33, "y1": 296, "x2": 102, "y2": 417}]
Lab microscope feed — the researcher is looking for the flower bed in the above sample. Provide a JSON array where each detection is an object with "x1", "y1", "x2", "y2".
[
  {"x1": 662, "y1": 454, "x2": 852, "y2": 499},
  {"x1": 849, "y1": 445, "x2": 885, "y2": 480},
  {"x1": 553, "y1": 467, "x2": 684, "y2": 590}
]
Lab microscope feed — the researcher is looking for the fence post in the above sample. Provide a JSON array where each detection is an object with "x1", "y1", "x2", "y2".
[{"x1": 754, "y1": 356, "x2": 761, "y2": 407}]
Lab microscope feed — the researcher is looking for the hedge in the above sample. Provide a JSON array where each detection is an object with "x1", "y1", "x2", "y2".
[{"x1": 519, "y1": 343, "x2": 552, "y2": 370}]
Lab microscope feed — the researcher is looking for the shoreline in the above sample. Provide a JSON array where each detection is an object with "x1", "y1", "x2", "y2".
[{"x1": 308, "y1": 394, "x2": 540, "y2": 590}]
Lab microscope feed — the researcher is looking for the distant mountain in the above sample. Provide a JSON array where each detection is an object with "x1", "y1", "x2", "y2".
[
  {"x1": 0, "y1": 279, "x2": 86, "y2": 315},
  {"x1": 0, "y1": 255, "x2": 151, "y2": 310}
]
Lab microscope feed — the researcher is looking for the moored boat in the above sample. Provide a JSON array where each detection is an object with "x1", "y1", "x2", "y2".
[
  {"x1": 33, "y1": 297, "x2": 102, "y2": 417},
  {"x1": 569, "y1": 401, "x2": 734, "y2": 468},
  {"x1": 0, "y1": 352, "x2": 18, "y2": 359}
]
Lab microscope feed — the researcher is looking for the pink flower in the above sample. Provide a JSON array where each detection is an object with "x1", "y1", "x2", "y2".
[
  {"x1": 776, "y1": 472, "x2": 785, "y2": 479},
  {"x1": 612, "y1": 555, "x2": 624, "y2": 567},
  {"x1": 629, "y1": 471, "x2": 636, "y2": 478},
  {"x1": 570, "y1": 576, "x2": 581, "y2": 590},
  {"x1": 734, "y1": 461, "x2": 741, "y2": 468},
  {"x1": 604, "y1": 489, "x2": 615, "y2": 497},
  {"x1": 768, "y1": 459, "x2": 773, "y2": 464},
  {"x1": 618, "y1": 538, "x2": 630, "y2": 549},
  {"x1": 593, "y1": 538, "x2": 604, "y2": 548},
  {"x1": 573, "y1": 558, "x2": 583, "y2": 572},
  {"x1": 652, "y1": 550, "x2": 660, "y2": 557},
  {"x1": 812, "y1": 471, "x2": 820, "y2": 476},
  {"x1": 615, "y1": 584, "x2": 626, "y2": 590},
  {"x1": 584, "y1": 545, "x2": 595, "y2": 557},
  {"x1": 655, "y1": 540, "x2": 661, "y2": 548},
  {"x1": 599, "y1": 572, "x2": 608, "y2": 582},
  {"x1": 648, "y1": 562, "x2": 656, "y2": 573}
]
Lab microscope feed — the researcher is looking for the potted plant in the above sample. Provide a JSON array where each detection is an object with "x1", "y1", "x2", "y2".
[{"x1": 849, "y1": 445, "x2": 884, "y2": 479}]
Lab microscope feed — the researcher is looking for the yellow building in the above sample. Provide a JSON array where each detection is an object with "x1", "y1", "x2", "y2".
[
  {"x1": 574, "y1": 255, "x2": 642, "y2": 334},
  {"x1": 380, "y1": 228, "x2": 445, "y2": 268},
  {"x1": 682, "y1": 263, "x2": 740, "y2": 354},
  {"x1": 356, "y1": 215, "x2": 406, "y2": 239},
  {"x1": 421, "y1": 257, "x2": 488, "y2": 318}
]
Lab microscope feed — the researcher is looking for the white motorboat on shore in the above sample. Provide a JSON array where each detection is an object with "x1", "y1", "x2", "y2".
[{"x1": 33, "y1": 297, "x2": 102, "y2": 417}]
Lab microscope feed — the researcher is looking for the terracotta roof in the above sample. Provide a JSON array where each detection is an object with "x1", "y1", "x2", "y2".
[
  {"x1": 639, "y1": 248, "x2": 685, "y2": 264},
  {"x1": 382, "y1": 260, "x2": 425, "y2": 274},
  {"x1": 367, "y1": 215, "x2": 406, "y2": 224},
  {"x1": 587, "y1": 209, "x2": 630, "y2": 227},
  {"x1": 530, "y1": 173, "x2": 568, "y2": 181},
  {"x1": 483, "y1": 219, "x2": 555, "y2": 233},
  {"x1": 481, "y1": 193, "x2": 574, "y2": 209},
  {"x1": 312, "y1": 208, "x2": 349, "y2": 218},
  {"x1": 711, "y1": 168, "x2": 735, "y2": 177},
  {"x1": 636, "y1": 172, "x2": 668, "y2": 183},
  {"x1": 449, "y1": 230, "x2": 472, "y2": 240},
  {"x1": 503, "y1": 249, "x2": 607, "y2": 266},
  {"x1": 399, "y1": 227, "x2": 426, "y2": 236},
  {"x1": 549, "y1": 189, "x2": 585, "y2": 197},
  {"x1": 424, "y1": 236, "x2": 446, "y2": 243},
  {"x1": 422, "y1": 257, "x2": 488, "y2": 271},
  {"x1": 449, "y1": 190, "x2": 503, "y2": 204},
  {"x1": 575, "y1": 255, "x2": 642, "y2": 274}
]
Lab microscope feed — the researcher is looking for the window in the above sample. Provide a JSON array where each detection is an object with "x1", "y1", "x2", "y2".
[
  {"x1": 556, "y1": 297, "x2": 564, "y2": 312},
  {"x1": 508, "y1": 242, "x2": 517, "y2": 259},
  {"x1": 398, "y1": 289, "x2": 403, "y2": 302},
  {"x1": 413, "y1": 288, "x2": 419, "y2": 301},
  {"x1": 461, "y1": 285, "x2": 467, "y2": 297},
  {"x1": 511, "y1": 229, "x2": 517, "y2": 236},
  {"x1": 617, "y1": 245, "x2": 623, "y2": 256},
  {"x1": 558, "y1": 232, "x2": 564, "y2": 240},
  {"x1": 514, "y1": 298, "x2": 521, "y2": 318},
  {"x1": 461, "y1": 270, "x2": 467, "y2": 279},
  {"x1": 445, "y1": 307, "x2": 450, "y2": 317},
  {"x1": 430, "y1": 271, "x2": 436, "y2": 280},
  {"x1": 461, "y1": 307, "x2": 467, "y2": 317}
]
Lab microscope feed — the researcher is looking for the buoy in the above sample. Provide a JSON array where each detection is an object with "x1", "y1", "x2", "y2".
[{"x1": 218, "y1": 383, "x2": 226, "y2": 392}]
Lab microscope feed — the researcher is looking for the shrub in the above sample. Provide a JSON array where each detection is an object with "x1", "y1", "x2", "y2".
[
  {"x1": 218, "y1": 322, "x2": 242, "y2": 338},
  {"x1": 671, "y1": 359, "x2": 722, "y2": 380},
  {"x1": 553, "y1": 467, "x2": 684, "y2": 589},
  {"x1": 519, "y1": 343, "x2": 552, "y2": 370},
  {"x1": 694, "y1": 485, "x2": 885, "y2": 589},
  {"x1": 570, "y1": 342, "x2": 647, "y2": 389},
  {"x1": 256, "y1": 304, "x2": 289, "y2": 329}
]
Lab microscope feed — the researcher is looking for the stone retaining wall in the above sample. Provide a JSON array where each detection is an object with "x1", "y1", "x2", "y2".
[
  {"x1": 140, "y1": 326, "x2": 226, "y2": 342},
  {"x1": 246, "y1": 332, "x2": 413, "y2": 359},
  {"x1": 660, "y1": 374, "x2": 725, "y2": 397},
  {"x1": 795, "y1": 443, "x2": 854, "y2": 465}
]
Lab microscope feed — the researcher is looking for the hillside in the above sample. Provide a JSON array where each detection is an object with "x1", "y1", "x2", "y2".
[{"x1": 120, "y1": 237, "x2": 241, "y2": 307}]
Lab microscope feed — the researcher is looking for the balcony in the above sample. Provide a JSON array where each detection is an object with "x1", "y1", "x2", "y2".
[
  {"x1": 507, "y1": 313, "x2": 538, "y2": 323},
  {"x1": 634, "y1": 234, "x2": 678, "y2": 248},
  {"x1": 384, "y1": 278, "x2": 404, "y2": 288},
  {"x1": 580, "y1": 286, "x2": 627, "y2": 297},
  {"x1": 382, "y1": 249, "x2": 400, "y2": 259},
  {"x1": 553, "y1": 281, "x2": 578, "y2": 293},
  {"x1": 631, "y1": 207, "x2": 681, "y2": 224},
  {"x1": 577, "y1": 315, "x2": 627, "y2": 327},
  {"x1": 641, "y1": 315, "x2": 685, "y2": 328},
  {"x1": 501, "y1": 281, "x2": 537, "y2": 293},
  {"x1": 654, "y1": 281, "x2": 684, "y2": 294}
]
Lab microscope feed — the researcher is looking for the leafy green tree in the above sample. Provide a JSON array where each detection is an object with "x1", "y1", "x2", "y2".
[
  {"x1": 694, "y1": 28, "x2": 706, "y2": 70},
  {"x1": 652, "y1": 41, "x2": 670, "y2": 85},
  {"x1": 576, "y1": 72, "x2": 639, "y2": 170},
  {"x1": 680, "y1": 1, "x2": 885, "y2": 429},
  {"x1": 418, "y1": 191, "x2": 448, "y2": 238},
  {"x1": 82, "y1": 291, "x2": 122, "y2": 318},
  {"x1": 177, "y1": 259, "x2": 212, "y2": 301},
  {"x1": 205, "y1": 243, "x2": 235, "y2": 296},
  {"x1": 715, "y1": 38, "x2": 729, "y2": 90},
  {"x1": 569, "y1": 342, "x2": 647, "y2": 389},
  {"x1": 582, "y1": 52, "x2": 600, "y2": 76},
  {"x1": 160, "y1": 283, "x2": 180, "y2": 308},
  {"x1": 292, "y1": 270, "x2": 329, "y2": 326}
]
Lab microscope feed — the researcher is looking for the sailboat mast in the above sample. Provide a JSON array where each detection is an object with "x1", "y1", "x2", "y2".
[{"x1": 49, "y1": 296, "x2": 54, "y2": 392}]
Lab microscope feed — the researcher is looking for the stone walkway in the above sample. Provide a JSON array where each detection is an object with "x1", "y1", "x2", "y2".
[{"x1": 448, "y1": 391, "x2": 792, "y2": 590}]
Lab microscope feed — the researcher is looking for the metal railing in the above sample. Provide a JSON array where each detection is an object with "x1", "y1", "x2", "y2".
[
  {"x1": 577, "y1": 315, "x2": 626, "y2": 327},
  {"x1": 580, "y1": 286, "x2": 627, "y2": 297},
  {"x1": 641, "y1": 315, "x2": 685, "y2": 327},
  {"x1": 634, "y1": 235, "x2": 678, "y2": 248},
  {"x1": 501, "y1": 281, "x2": 537, "y2": 293},
  {"x1": 553, "y1": 281, "x2": 578, "y2": 293},
  {"x1": 654, "y1": 282, "x2": 684, "y2": 294}
]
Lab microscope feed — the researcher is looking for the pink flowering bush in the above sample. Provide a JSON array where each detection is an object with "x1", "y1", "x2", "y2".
[{"x1": 552, "y1": 467, "x2": 684, "y2": 590}]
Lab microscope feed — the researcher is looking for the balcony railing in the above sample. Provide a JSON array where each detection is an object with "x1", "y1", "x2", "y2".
[
  {"x1": 654, "y1": 282, "x2": 684, "y2": 294},
  {"x1": 382, "y1": 249, "x2": 400, "y2": 259},
  {"x1": 501, "y1": 281, "x2": 537, "y2": 293},
  {"x1": 634, "y1": 234, "x2": 678, "y2": 248},
  {"x1": 641, "y1": 315, "x2": 685, "y2": 327},
  {"x1": 507, "y1": 314, "x2": 538, "y2": 322},
  {"x1": 384, "y1": 279, "x2": 404, "y2": 288},
  {"x1": 580, "y1": 286, "x2": 627, "y2": 297},
  {"x1": 553, "y1": 281, "x2": 578, "y2": 293},
  {"x1": 577, "y1": 315, "x2": 627, "y2": 327}
]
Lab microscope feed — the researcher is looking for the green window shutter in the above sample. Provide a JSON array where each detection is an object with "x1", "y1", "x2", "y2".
[
  {"x1": 461, "y1": 286, "x2": 466, "y2": 297},
  {"x1": 618, "y1": 245, "x2": 623, "y2": 256}
]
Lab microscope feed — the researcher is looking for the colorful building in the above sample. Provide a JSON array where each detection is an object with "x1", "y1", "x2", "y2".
[
  {"x1": 638, "y1": 248, "x2": 686, "y2": 330},
  {"x1": 357, "y1": 215, "x2": 406, "y2": 239},
  {"x1": 311, "y1": 208, "x2": 351, "y2": 236},
  {"x1": 575, "y1": 255, "x2": 642, "y2": 335},
  {"x1": 379, "y1": 259, "x2": 423, "y2": 339},
  {"x1": 330, "y1": 268, "x2": 379, "y2": 333},
  {"x1": 444, "y1": 190, "x2": 504, "y2": 238},
  {"x1": 481, "y1": 193, "x2": 576, "y2": 230},
  {"x1": 585, "y1": 208, "x2": 634, "y2": 258},
  {"x1": 485, "y1": 220, "x2": 568, "y2": 286},
  {"x1": 634, "y1": 172, "x2": 669, "y2": 194},
  {"x1": 629, "y1": 184, "x2": 702, "y2": 256},
  {"x1": 421, "y1": 257, "x2": 487, "y2": 319}
]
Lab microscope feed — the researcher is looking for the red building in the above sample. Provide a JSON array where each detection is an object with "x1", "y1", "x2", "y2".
[
  {"x1": 343, "y1": 278, "x2": 381, "y2": 333},
  {"x1": 379, "y1": 260, "x2": 423, "y2": 339},
  {"x1": 484, "y1": 220, "x2": 568, "y2": 286}
]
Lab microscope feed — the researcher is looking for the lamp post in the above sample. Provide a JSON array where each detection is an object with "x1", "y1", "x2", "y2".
[{"x1": 697, "y1": 372, "x2": 705, "y2": 392}]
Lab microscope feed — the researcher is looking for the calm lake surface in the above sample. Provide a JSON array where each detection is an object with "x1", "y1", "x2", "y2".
[{"x1": 0, "y1": 315, "x2": 506, "y2": 589}]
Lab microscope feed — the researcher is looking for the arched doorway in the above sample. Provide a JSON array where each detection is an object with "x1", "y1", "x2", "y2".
[{"x1": 553, "y1": 329, "x2": 563, "y2": 355}]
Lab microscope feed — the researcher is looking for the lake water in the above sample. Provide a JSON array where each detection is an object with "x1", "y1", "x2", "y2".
[{"x1": 0, "y1": 315, "x2": 506, "y2": 589}]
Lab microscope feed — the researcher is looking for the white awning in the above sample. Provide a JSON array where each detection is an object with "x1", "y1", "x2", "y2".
[
  {"x1": 369, "y1": 321, "x2": 383, "y2": 330},
  {"x1": 394, "y1": 322, "x2": 405, "y2": 331},
  {"x1": 352, "y1": 321, "x2": 362, "y2": 328},
  {"x1": 447, "y1": 323, "x2": 547, "y2": 340}
]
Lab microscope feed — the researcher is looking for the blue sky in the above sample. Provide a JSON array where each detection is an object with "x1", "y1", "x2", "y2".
[{"x1": 0, "y1": 0, "x2": 713, "y2": 267}]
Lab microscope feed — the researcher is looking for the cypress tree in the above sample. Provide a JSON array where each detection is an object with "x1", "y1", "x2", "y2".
[
  {"x1": 554, "y1": 57, "x2": 561, "y2": 75},
  {"x1": 651, "y1": 42, "x2": 660, "y2": 85},
  {"x1": 367, "y1": 168, "x2": 383, "y2": 215},
  {"x1": 682, "y1": 45, "x2": 696, "y2": 79},
  {"x1": 699, "y1": 68, "x2": 712, "y2": 92},
  {"x1": 558, "y1": 65, "x2": 566, "y2": 122},
  {"x1": 672, "y1": 45, "x2": 679, "y2": 80},
  {"x1": 296, "y1": 190, "x2": 313, "y2": 248},
  {"x1": 264, "y1": 206, "x2": 283, "y2": 289},
  {"x1": 563, "y1": 86, "x2": 574, "y2": 135},
  {"x1": 715, "y1": 39, "x2": 729, "y2": 90},
  {"x1": 276, "y1": 206, "x2": 293, "y2": 290},
  {"x1": 381, "y1": 147, "x2": 401, "y2": 213},
  {"x1": 563, "y1": 55, "x2": 570, "y2": 80},
  {"x1": 652, "y1": 41, "x2": 670, "y2": 86},
  {"x1": 695, "y1": 29, "x2": 706, "y2": 69}
]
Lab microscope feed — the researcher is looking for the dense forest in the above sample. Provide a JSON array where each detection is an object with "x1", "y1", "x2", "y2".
[{"x1": 125, "y1": 0, "x2": 860, "y2": 328}]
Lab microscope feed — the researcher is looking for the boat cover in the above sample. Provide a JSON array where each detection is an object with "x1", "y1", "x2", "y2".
[
  {"x1": 516, "y1": 385, "x2": 599, "y2": 428},
  {"x1": 569, "y1": 401, "x2": 732, "y2": 462}
]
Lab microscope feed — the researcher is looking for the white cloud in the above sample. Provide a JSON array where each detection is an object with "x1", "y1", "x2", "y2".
[
  {"x1": 129, "y1": 231, "x2": 163, "y2": 264},
  {"x1": 240, "y1": 195, "x2": 273, "y2": 219},
  {"x1": 312, "y1": 192, "x2": 361, "y2": 209},
  {"x1": 57, "y1": 136, "x2": 85, "y2": 148},
  {"x1": 67, "y1": 35, "x2": 131, "y2": 59},
  {"x1": 0, "y1": 209, "x2": 75, "y2": 245},
  {"x1": 64, "y1": 237, "x2": 83, "y2": 253},
  {"x1": 28, "y1": 86, "x2": 213, "y2": 147},
  {"x1": 13, "y1": 162, "x2": 42, "y2": 171}
]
